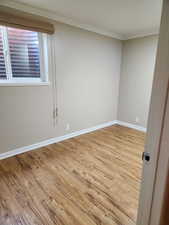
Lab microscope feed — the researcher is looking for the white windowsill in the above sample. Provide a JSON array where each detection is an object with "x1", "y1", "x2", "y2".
[{"x1": 0, "y1": 81, "x2": 50, "y2": 87}]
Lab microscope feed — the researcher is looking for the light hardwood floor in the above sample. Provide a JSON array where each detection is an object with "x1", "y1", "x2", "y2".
[{"x1": 0, "y1": 125, "x2": 145, "y2": 225}]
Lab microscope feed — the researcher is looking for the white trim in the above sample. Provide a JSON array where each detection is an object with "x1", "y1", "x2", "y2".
[
  {"x1": 117, "y1": 120, "x2": 147, "y2": 132},
  {"x1": 0, "y1": 81, "x2": 50, "y2": 86},
  {"x1": 0, "y1": 120, "x2": 118, "y2": 160},
  {"x1": 0, "y1": 0, "x2": 123, "y2": 40},
  {"x1": 137, "y1": 1, "x2": 169, "y2": 224},
  {"x1": 0, "y1": 120, "x2": 148, "y2": 160},
  {"x1": 38, "y1": 33, "x2": 49, "y2": 82},
  {"x1": 124, "y1": 30, "x2": 159, "y2": 40},
  {"x1": 1, "y1": 26, "x2": 13, "y2": 79},
  {"x1": 0, "y1": 25, "x2": 48, "y2": 85},
  {"x1": 0, "y1": 0, "x2": 160, "y2": 40}
]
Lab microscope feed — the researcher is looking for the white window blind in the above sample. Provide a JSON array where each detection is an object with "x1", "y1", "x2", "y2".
[
  {"x1": 0, "y1": 28, "x2": 6, "y2": 79},
  {"x1": 8, "y1": 27, "x2": 40, "y2": 78},
  {"x1": 0, "y1": 25, "x2": 48, "y2": 84}
]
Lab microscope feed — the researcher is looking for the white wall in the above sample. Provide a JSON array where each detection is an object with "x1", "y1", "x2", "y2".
[
  {"x1": 118, "y1": 35, "x2": 158, "y2": 128},
  {"x1": 0, "y1": 22, "x2": 122, "y2": 154}
]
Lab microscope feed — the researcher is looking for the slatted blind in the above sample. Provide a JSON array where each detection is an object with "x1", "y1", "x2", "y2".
[
  {"x1": 0, "y1": 27, "x2": 6, "y2": 79},
  {"x1": 8, "y1": 27, "x2": 40, "y2": 78}
]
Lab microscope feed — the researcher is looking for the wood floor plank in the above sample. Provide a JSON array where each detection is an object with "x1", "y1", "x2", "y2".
[{"x1": 0, "y1": 125, "x2": 145, "y2": 225}]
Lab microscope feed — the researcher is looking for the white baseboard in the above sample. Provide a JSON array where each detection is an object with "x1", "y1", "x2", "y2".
[
  {"x1": 117, "y1": 120, "x2": 147, "y2": 132},
  {"x1": 0, "y1": 120, "x2": 146, "y2": 160},
  {"x1": 0, "y1": 120, "x2": 117, "y2": 160}
]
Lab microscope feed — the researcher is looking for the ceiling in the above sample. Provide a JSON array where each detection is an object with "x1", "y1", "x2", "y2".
[{"x1": 2, "y1": 0, "x2": 163, "y2": 40}]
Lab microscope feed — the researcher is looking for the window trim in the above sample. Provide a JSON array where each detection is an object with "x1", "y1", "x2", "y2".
[
  {"x1": 0, "y1": 80, "x2": 50, "y2": 86},
  {"x1": 0, "y1": 26, "x2": 49, "y2": 86}
]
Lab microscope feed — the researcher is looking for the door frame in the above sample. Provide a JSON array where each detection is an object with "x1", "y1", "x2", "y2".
[{"x1": 137, "y1": 0, "x2": 169, "y2": 224}]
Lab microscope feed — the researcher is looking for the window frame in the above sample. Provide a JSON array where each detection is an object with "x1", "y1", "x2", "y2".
[{"x1": 0, "y1": 26, "x2": 49, "y2": 86}]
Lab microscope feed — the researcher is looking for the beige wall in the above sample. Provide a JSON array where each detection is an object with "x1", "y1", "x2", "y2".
[
  {"x1": 118, "y1": 35, "x2": 158, "y2": 128},
  {"x1": 0, "y1": 23, "x2": 122, "y2": 154},
  {"x1": 0, "y1": 23, "x2": 158, "y2": 155}
]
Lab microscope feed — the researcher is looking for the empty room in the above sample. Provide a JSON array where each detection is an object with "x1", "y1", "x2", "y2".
[{"x1": 0, "y1": 0, "x2": 166, "y2": 225}]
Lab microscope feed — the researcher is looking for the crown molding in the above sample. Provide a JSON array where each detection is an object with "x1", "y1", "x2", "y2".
[
  {"x1": 0, "y1": 0, "x2": 124, "y2": 40},
  {"x1": 0, "y1": 0, "x2": 159, "y2": 40},
  {"x1": 124, "y1": 29, "x2": 159, "y2": 40}
]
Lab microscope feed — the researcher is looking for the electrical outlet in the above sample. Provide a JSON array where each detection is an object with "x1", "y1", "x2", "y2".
[
  {"x1": 66, "y1": 123, "x2": 70, "y2": 131},
  {"x1": 136, "y1": 117, "x2": 140, "y2": 123}
]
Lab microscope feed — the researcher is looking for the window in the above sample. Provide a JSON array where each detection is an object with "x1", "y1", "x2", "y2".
[
  {"x1": 0, "y1": 28, "x2": 6, "y2": 79},
  {"x1": 0, "y1": 26, "x2": 48, "y2": 85}
]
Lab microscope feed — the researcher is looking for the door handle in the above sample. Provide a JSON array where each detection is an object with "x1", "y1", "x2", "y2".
[{"x1": 142, "y1": 152, "x2": 150, "y2": 162}]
